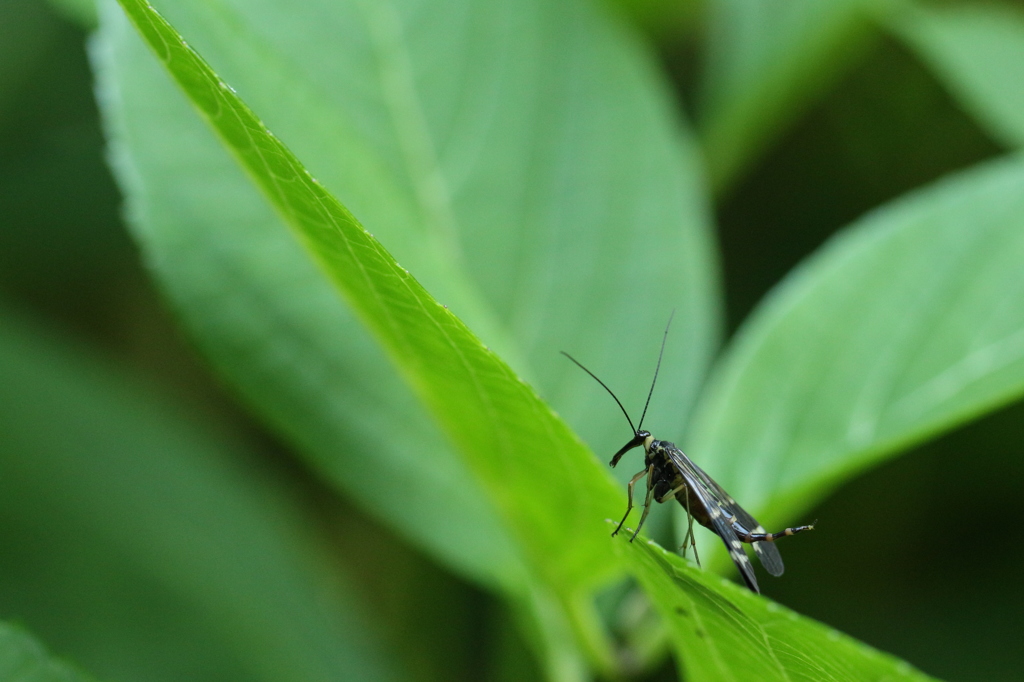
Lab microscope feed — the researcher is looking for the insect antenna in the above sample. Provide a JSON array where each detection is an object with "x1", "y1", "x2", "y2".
[
  {"x1": 560, "y1": 352, "x2": 637, "y2": 435},
  {"x1": 636, "y1": 311, "x2": 674, "y2": 432}
]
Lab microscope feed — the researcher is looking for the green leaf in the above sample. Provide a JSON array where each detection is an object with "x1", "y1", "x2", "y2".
[
  {"x1": 94, "y1": 0, "x2": 718, "y2": 605},
  {"x1": 616, "y1": 532, "x2": 936, "y2": 681},
  {"x1": 0, "y1": 307, "x2": 397, "y2": 682},
  {"x1": 698, "y1": 0, "x2": 884, "y2": 191},
  {"x1": 893, "y1": 3, "x2": 1024, "y2": 150},
  {"x1": 690, "y1": 155, "x2": 1024, "y2": 560},
  {"x1": 106, "y1": 0, "x2": 613, "y2": 584},
  {"x1": 97, "y1": 3, "x2": 525, "y2": 591},
  {"x1": 0, "y1": 621, "x2": 98, "y2": 682},
  {"x1": 102, "y1": 0, "x2": 721, "y2": 675}
]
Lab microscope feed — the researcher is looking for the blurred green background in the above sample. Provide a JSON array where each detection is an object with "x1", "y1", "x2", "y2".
[{"x1": 2, "y1": 0, "x2": 1023, "y2": 680}]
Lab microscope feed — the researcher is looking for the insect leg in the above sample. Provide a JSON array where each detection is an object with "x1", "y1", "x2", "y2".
[
  {"x1": 682, "y1": 492, "x2": 701, "y2": 567},
  {"x1": 656, "y1": 484, "x2": 702, "y2": 566},
  {"x1": 612, "y1": 467, "x2": 651, "y2": 537},
  {"x1": 628, "y1": 465, "x2": 656, "y2": 542},
  {"x1": 656, "y1": 483, "x2": 682, "y2": 504},
  {"x1": 738, "y1": 522, "x2": 815, "y2": 543}
]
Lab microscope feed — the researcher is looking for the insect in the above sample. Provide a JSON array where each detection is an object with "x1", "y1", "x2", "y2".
[{"x1": 563, "y1": 319, "x2": 814, "y2": 593}]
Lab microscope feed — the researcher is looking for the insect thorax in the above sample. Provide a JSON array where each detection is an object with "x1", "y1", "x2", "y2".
[
  {"x1": 647, "y1": 439, "x2": 714, "y2": 528},
  {"x1": 646, "y1": 441, "x2": 684, "y2": 494}
]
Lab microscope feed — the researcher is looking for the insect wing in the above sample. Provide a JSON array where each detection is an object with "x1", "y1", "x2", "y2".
[
  {"x1": 683, "y1": 455, "x2": 785, "y2": 578},
  {"x1": 751, "y1": 534, "x2": 784, "y2": 577},
  {"x1": 665, "y1": 447, "x2": 761, "y2": 593}
]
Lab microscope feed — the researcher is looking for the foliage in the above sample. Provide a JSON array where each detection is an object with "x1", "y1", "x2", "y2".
[
  {"x1": 3, "y1": 0, "x2": 1024, "y2": 679},
  {"x1": 0, "y1": 621, "x2": 98, "y2": 682}
]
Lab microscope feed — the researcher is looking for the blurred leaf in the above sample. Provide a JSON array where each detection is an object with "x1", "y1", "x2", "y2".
[
  {"x1": 103, "y1": 0, "x2": 712, "y2": 675},
  {"x1": 94, "y1": 0, "x2": 718, "y2": 594},
  {"x1": 690, "y1": 155, "x2": 1024, "y2": 569},
  {"x1": 616, "y1": 531, "x2": 935, "y2": 681},
  {"x1": 0, "y1": 621, "x2": 98, "y2": 682},
  {"x1": 893, "y1": 2, "x2": 1024, "y2": 150},
  {"x1": 96, "y1": 0, "x2": 719, "y2": 674},
  {"x1": 607, "y1": 0, "x2": 699, "y2": 43},
  {"x1": 45, "y1": 0, "x2": 98, "y2": 28},
  {"x1": 698, "y1": 0, "x2": 884, "y2": 191},
  {"x1": 0, "y1": 307, "x2": 397, "y2": 682},
  {"x1": 109, "y1": 0, "x2": 620, "y2": 586},
  {"x1": 93, "y1": 0, "x2": 522, "y2": 598}
]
